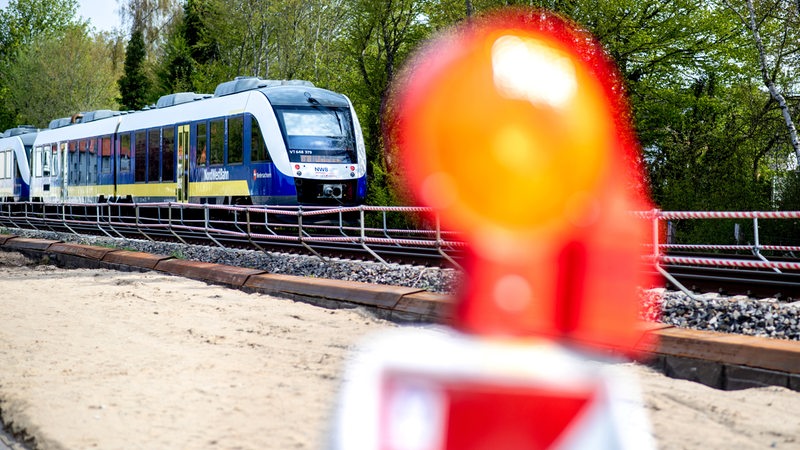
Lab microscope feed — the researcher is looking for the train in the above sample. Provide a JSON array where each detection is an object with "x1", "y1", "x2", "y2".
[{"x1": 0, "y1": 77, "x2": 367, "y2": 207}]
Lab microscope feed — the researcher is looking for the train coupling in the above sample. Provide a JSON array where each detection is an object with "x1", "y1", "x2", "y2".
[{"x1": 322, "y1": 184, "x2": 344, "y2": 199}]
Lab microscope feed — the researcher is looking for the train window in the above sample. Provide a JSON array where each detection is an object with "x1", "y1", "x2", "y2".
[
  {"x1": 69, "y1": 141, "x2": 78, "y2": 185},
  {"x1": 42, "y1": 145, "x2": 52, "y2": 177},
  {"x1": 0, "y1": 151, "x2": 7, "y2": 179},
  {"x1": 228, "y1": 115, "x2": 243, "y2": 164},
  {"x1": 148, "y1": 128, "x2": 160, "y2": 182},
  {"x1": 276, "y1": 106, "x2": 357, "y2": 164},
  {"x1": 5, "y1": 151, "x2": 11, "y2": 179},
  {"x1": 281, "y1": 110, "x2": 344, "y2": 137},
  {"x1": 78, "y1": 140, "x2": 88, "y2": 185},
  {"x1": 56, "y1": 144, "x2": 65, "y2": 177},
  {"x1": 250, "y1": 116, "x2": 270, "y2": 162},
  {"x1": 33, "y1": 146, "x2": 43, "y2": 177},
  {"x1": 210, "y1": 119, "x2": 224, "y2": 165},
  {"x1": 101, "y1": 136, "x2": 112, "y2": 173},
  {"x1": 197, "y1": 121, "x2": 207, "y2": 166},
  {"x1": 88, "y1": 139, "x2": 98, "y2": 184},
  {"x1": 120, "y1": 133, "x2": 131, "y2": 172},
  {"x1": 162, "y1": 126, "x2": 174, "y2": 182},
  {"x1": 135, "y1": 131, "x2": 146, "y2": 182}
]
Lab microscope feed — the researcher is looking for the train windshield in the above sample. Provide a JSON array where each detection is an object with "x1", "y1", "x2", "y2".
[{"x1": 275, "y1": 106, "x2": 357, "y2": 164}]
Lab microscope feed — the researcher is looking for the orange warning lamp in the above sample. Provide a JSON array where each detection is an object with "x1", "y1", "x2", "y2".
[{"x1": 390, "y1": 10, "x2": 654, "y2": 352}]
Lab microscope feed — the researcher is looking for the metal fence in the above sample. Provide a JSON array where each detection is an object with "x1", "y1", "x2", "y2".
[
  {"x1": 639, "y1": 209, "x2": 800, "y2": 299},
  {"x1": 0, "y1": 201, "x2": 466, "y2": 267},
  {"x1": 4, "y1": 202, "x2": 800, "y2": 279}
]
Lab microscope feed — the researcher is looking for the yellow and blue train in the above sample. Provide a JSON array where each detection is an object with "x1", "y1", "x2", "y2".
[{"x1": 0, "y1": 77, "x2": 367, "y2": 206}]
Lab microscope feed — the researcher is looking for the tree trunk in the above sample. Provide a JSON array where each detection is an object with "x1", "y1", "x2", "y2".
[{"x1": 745, "y1": 0, "x2": 800, "y2": 162}]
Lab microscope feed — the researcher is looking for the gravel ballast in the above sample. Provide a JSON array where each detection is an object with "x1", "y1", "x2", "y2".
[
  {"x1": 0, "y1": 227, "x2": 461, "y2": 294},
  {"x1": 643, "y1": 289, "x2": 800, "y2": 340},
  {"x1": 4, "y1": 227, "x2": 799, "y2": 341}
]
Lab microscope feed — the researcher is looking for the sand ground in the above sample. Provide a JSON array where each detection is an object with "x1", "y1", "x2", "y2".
[{"x1": 0, "y1": 250, "x2": 798, "y2": 449}]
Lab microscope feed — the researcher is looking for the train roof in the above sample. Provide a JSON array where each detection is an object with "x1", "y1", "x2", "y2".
[
  {"x1": 48, "y1": 117, "x2": 74, "y2": 129},
  {"x1": 213, "y1": 76, "x2": 314, "y2": 97},
  {"x1": 33, "y1": 77, "x2": 351, "y2": 139},
  {"x1": 80, "y1": 110, "x2": 120, "y2": 122},
  {"x1": 261, "y1": 85, "x2": 350, "y2": 107},
  {"x1": 3, "y1": 125, "x2": 37, "y2": 137},
  {"x1": 156, "y1": 92, "x2": 212, "y2": 108}
]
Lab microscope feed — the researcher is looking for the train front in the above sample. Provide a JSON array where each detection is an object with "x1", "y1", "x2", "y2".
[{"x1": 264, "y1": 85, "x2": 367, "y2": 206}]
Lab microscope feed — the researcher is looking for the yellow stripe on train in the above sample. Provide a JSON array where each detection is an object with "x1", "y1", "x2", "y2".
[
  {"x1": 65, "y1": 185, "x2": 116, "y2": 197},
  {"x1": 116, "y1": 182, "x2": 177, "y2": 197},
  {"x1": 189, "y1": 180, "x2": 249, "y2": 197},
  {"x1": 115, "y1": 180, "x2": 250, "y2": 198}
]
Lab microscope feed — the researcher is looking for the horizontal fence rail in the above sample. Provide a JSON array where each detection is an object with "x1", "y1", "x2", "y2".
[
  {"x1": 640, "y1": 209, "x2": 800, "y2": 264},
  {"x1": 0, "y1": 201, "x2": 466, "y2": 267}
]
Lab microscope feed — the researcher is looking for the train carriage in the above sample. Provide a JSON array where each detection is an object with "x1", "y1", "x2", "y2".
[
  {"x1": 0, "y1": 128, "x2": 34, "y2": 203},
  {"x1": 31, "y1": 113, "x2": 120, "y2": 203},
  {"x1": 26, "y1": 77, "x2": 367, "y2": 207}
]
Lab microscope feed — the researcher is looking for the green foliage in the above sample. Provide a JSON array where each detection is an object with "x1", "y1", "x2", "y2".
[
  {"x1": 118, "y1": 27, "x2": 153, "y2": 110},
  {"x1": 4, "y1": 25, "x2": 120, "y2": 127},
  {"x1": 338, "y1": 0, "x2": 430, "y2": 205},
  {"x1": 156, "y1": 31, "x2": 195, "y2": 94},
  {"x1": 0, "y1": 0, "x2": 80, "y2": 58},
  {"x1": 643, "y1": 77, "x2": 778, "y2": 212},
  {"x1": 760, "y1": 170, "x2": 800, "y2": 246},
  {"x1": 0, "y1": 0, "x2": 82, "y2": 129}
]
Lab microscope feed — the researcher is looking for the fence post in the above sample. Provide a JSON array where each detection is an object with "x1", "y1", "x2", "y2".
[
  {"x1": 358, "y1": 205, "x2": 388, "y2": 266},
  {"x1": 752, "y1": 216, "x2": 781, "y2": 273},
  {"x1": 434, "y1": 211, "x2": 462, "y2": 270},
  {"x1": 652, "y1": 209, "x2": 699, "y2": 300}
]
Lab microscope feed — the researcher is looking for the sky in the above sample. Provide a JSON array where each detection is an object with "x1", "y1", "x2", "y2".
[
  {"x1": 76, "y1": 0, "x2": 123, "y2": 33},
  {"x1": 0, "y1": 0, "x2": 123, "y2": 34}
]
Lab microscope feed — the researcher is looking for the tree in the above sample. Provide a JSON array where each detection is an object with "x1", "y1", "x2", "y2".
[
  {"x1": 0, "y1": 0, "x2": 79, "y2": 58},
  {"x1": 724, "y1": 0, "x2": 800, "y2": 164},
  {"x1": 4, "y1": 25, "x2": 120, "y2": 127},
  {"x1": 340, "y1": 0, "x2": 430, "y2": 205},
  {"x1": 156, "y1": 31, "x2": 195, "y2": 94},
  {"x1": 118, "y1": 0, "x2": 182, "y2": 48},
  {"x1": 118, "y1": 27, "x2": 153, "y2": 110},
  {"x1": 0, "y1": 0, "x2": 81, "y2": 129}
]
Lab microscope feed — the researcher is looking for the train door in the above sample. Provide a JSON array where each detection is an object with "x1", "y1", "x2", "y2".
[
  {"x1": 177, "y1": 124, "x2": 190, "y2": 202},
  {"x1": 60, "y1": 142, "x2": 68, "y2": 202}
]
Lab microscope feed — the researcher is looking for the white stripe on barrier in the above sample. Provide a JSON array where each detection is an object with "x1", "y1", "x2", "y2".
[{"x1": 660, "y1": 255, "x2": 800, "y2": 271}]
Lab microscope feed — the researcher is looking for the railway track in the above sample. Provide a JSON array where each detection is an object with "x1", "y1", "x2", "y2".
[
  {"x1": 6, "y1": 202, "x2": 800, "y2": 297},
  {"x1": 658, "y1": 251, "x2": 800, "y2": 299},
  {"x1": 660, "y1": 264, "x2": 800, "y2": 299}
]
